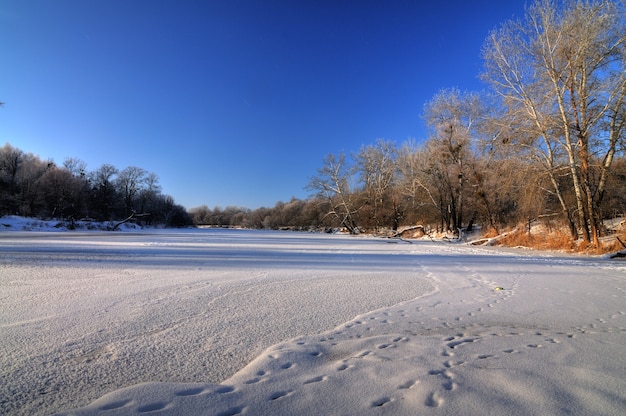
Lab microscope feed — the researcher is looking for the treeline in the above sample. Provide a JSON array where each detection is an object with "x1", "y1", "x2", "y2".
[
  {"x1": 190, "y1": 134, "x2": 626, "y2": 237},
  {"x1": 190, "y1": 200, "x2": 324, "y2": 231},
  {"x1": 192, "y1": 1, "x2": 626, "y2": 244},
  {"x1": 0, "y1": 143, "x2": 192, "y2": 227}
]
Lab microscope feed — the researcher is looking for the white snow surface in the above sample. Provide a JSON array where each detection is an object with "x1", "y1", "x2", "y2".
[{"x1": 1, "y1": 222, "x2": 625, "y2": 415}]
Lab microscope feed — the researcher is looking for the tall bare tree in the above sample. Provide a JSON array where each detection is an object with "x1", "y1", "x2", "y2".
[
  {"x1": 306, "y1": 152, "x2": 360, "y2": 233},
  {"x1": 482, "y1": 0, "x2": 626, "y2": 245},
  {"x1": 138, "y1": 172, "x2": 162, "y2": 217},
  {"x1": 397, "y1": 139, "x2": 437, "y2": 224},
  {"x1": 354, "y1": 139, "x2": 399, "y2": 230},
  {"x1": 35, "y1": 164, "x2": 86, "y2": 219},
  {"x1": 89, "y1": 164, "x2": 119, "y2": 220},
  {"x1": 0, "y1": 143, "x2": 24, "y2": 213},
  {"x1": 423, "y1": 88, "x2": 483, "y2": 232},
  {"x1": 116, "y1": 166, "x2": 147, "y2": 215},
  {"x1": 63, "y1": 157, "x2": 87, "y2": 177}
]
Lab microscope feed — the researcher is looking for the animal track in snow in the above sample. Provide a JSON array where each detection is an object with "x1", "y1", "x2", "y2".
[
  {"x1": 398, "y1": 380, "x2": 418, "y2": 390},
  {"x1": 214, "y1": 386, "x2": 235, "y2": 394},
  {"x1": 376, "y1": 336, "x2": 408, "y2": 350},
  {"x1": 244, "y1": 377, "x2": 264, "y2": 385},
  {"x1": 137, "y1": 402, "x2": 168, "y2": 413},
  {"x1": 175, "y1": 387, "x2": 205, "y2": 396},
  {"x1": 446, "y1": 337, "x2": 476, "y2": 349},
  {"x1": 442, "y1": 380, "x2": 458, "y2": 391},
  {"x1": 216, "y1": 406, "x2": 246, "y2": 416},
  {"x1": 424, "y1": 391, "x2": 444, "y2": 407},
  {"x1": 371, "y1": 397, "x2": 394, "y2": 408},
  {"x1": 336, "y1": 362, "x2": 352, "y2": 371},
  {"x1": 443, "y1": 360, "x2": 465, "y2": 368},
  {"x1": 303, "y1": 375, "x2": 327, "y2": 385},
  {"x1": 268, "y1": 390, "x2": 293, "y2": 401},
  {"x1": 98, "y1": 399, "x2": 132, "y2": 411}
]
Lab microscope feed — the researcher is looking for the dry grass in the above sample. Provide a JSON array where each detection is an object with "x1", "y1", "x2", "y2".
[
  {"x1": 492, "y1": 225, "x2": 626, "y2": 255},
  {"x1": 592, "y1": 234, "x2": 626, "y2": 255},
  {"x1": 497, "y1": 228, "x2": 576, "y2": 251},
  {"x1": 481, "y1": 226, "x2": 500, "y2": 239}
]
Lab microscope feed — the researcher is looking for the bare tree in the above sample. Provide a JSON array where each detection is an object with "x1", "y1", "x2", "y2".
[
  {"x1": 35, "y1": 164, "x2": 85, "y2": 219},
  {"x1": 89, "y1": 164, "x2": 119, "y2": 220},
  {"x1": 397, "y1": 139, "x2": 448, "y2": 228},
  {"x1": 0, "y1": 143, "x2": 24, "y2": 214},
  {"x1": 422, "y1": 88, "x2": 483, "y2": 232},
  {"x1": 354, "y1": 139, "x2": 399, "y2": 230},
  {"x1": 14, "y1": 153, "x2": 49, "y2": 217},
  {"x1": 306, "y1": 152, "x2": 360, "y2": 233},
  {"x1": 482, "y1": 0, "x2": 626, "y2": 244},
  {"x1": 189, "y1": 205, "x2": 211, "y2": 225},
  {"x1": 116, "y1": 166, "x2": 147, "y2": 215},
  {"x1": 63, "y1": 157, "x2": 87, "y2": 178},
  {"x1": 138, "y1": 172, "x2": 161, "y2": 218}
]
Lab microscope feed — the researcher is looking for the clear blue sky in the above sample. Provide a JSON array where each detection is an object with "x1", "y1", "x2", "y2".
[{"x1": 1, "y1": 0, "x2": 526, "y2": 210}]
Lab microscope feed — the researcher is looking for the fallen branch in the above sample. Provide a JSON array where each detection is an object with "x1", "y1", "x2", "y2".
[
  {"x1": 475, "y1": 232, "x2": 509, "y2": 246},
  {"x1": 109, "y1": 211, "x2": 150, "y2": 231}
]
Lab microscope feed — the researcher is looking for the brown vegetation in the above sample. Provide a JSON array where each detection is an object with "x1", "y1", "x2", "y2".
[
  {"x1": 492, "y1": 225, "x2": 626, "y2": 255},
  {"x1": 495, "y1": 228, "x2": 576, "y2": 251}
]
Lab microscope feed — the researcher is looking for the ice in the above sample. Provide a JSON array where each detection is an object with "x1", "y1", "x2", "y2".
[{"x1": 1, "y1": 226, "x2": 625, "y2": 415}]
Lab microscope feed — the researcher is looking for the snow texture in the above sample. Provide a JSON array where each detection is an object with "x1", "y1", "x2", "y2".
[{"x1": 1, "y1": 220, "x2": 625, "y2": 415}]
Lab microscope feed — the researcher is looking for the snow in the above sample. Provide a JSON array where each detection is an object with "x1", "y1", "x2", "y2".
[
  {"x1": 1, "y1": 220, "x2": 625, "y2": 415},
  {"x1": 0, "y1": 215, "x2": 142, "y2": 232}
]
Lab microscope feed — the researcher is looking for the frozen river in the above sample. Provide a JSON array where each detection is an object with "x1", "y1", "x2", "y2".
[
  {"x1": 1, "y1": 229, "x2": 434, "y2": 415},
  {"x1": 1, "y1": 229, "x2": 625, "y2": 415}
]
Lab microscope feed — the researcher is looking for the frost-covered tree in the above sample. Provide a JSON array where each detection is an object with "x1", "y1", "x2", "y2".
[
  {"x1": 307, "y1": 152, "x2": 360, "y2": 233},
  {"x1": 482, "y1": 0, "x2": 626, "y2": 244}
]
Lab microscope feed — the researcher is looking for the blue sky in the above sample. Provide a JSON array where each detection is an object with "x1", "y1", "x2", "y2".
[{"x1": 1, "y1": 1, "x2": 526, "y2": 210}]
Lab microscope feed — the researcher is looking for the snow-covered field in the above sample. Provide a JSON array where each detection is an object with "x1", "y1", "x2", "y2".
[{"x1": 1, "y1": 226, "x2": 625, "y2": 415}]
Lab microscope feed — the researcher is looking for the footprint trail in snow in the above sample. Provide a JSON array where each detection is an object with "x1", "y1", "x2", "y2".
[{"x1": 59, "y1": 240, "x2": 626, "y2": 416}]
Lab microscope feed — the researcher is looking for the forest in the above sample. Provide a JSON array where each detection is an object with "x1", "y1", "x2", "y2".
[
  {"x1": 0, "y1": 143, "x2": 192, "y2": 227},
  {"x1": 2, "y1": 1, "x2": 625, "y2": 246}
]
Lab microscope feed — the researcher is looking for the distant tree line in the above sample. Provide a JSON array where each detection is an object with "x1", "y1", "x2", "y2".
[
  {"x1": 189, "y1": 199, "x2": 328, "y2": 231},
  {"x1": 0, "y1": 143, "x2": 192, "y2": 227},
  {"x1": 192, "y1": 1, "x2": 626, "y2": 245}
]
